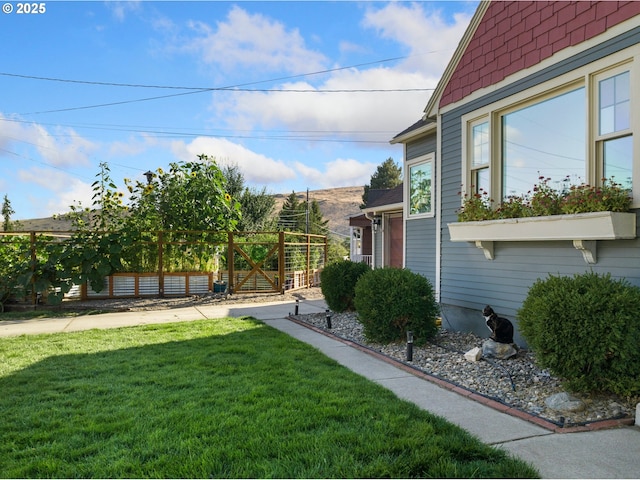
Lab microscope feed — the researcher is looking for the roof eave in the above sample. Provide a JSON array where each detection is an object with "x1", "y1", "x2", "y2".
[
  {"x1": 361, "y1": 202, "x2": 404, "y2": 214},
  {"x1": 390, "y1": 121, "x2": 437, "y2": 144}
]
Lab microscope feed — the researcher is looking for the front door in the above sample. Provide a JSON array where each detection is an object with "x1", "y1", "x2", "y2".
[{"x1": 387, "y1": 214, "x2": 403, "y2": 268}]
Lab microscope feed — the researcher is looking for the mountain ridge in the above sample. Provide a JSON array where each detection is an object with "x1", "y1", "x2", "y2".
[{"x1": 13, "y1": 186, "x2": 364, "y2": 237}]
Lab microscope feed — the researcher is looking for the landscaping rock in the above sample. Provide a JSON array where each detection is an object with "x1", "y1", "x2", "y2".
[
  {"x1": 481, "y1": 339, "x2": 517, "y2": 359},
  {"x1": 545, "y1": 392, "x2": 586, "y2": 412},
  {"x1": 464, "y1": 347, "x2": 482, "y2": 362}
]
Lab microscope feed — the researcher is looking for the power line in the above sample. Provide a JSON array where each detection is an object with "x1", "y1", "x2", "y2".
[
  {"x1": 0, "y1": 117, "x2": 397, "y2": 144},
  {"x1": 11, "y1": 54, "x2": 435, "y2": 116},
  {"x1": 0, "y1": 53, "x2": 422, "y2": 91}
]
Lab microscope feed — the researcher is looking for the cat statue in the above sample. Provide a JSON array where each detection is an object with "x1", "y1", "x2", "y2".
[{"x1": 482, "y1": 305, "x2": 514, "y2": 344}]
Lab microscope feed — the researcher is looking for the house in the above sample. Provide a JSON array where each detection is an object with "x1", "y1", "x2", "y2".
[
  {"x1": 392, "y1": 0, "x2": 640, "y2": 344},
  {"x1": 349, "y1": 184, "x2": 404, "y2": 268}
]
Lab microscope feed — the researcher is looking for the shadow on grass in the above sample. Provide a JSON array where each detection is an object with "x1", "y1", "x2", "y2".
[{"x1": 0, "y1": 318, "x2": 539, "y2": 478}]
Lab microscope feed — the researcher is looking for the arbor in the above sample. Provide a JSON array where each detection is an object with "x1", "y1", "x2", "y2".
[{"x1": 361, "y1": 158, "x2": 402, "y2": 207}]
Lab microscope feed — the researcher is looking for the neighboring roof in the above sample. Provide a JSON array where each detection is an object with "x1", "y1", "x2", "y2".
[
  {"x1": 390, "y1": 117, "x2": 437, "y2": 144},
  {"x1": 348, "y1": 213, "x2": 371, "y2": 227},
  {"x1": 362, "y1": 184, "x2": 404, "y2": 212}
]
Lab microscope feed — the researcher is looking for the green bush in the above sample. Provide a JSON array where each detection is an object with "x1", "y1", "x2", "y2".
[
  {"x1": 354, "y1": 267, "x2": 439, "y2": 344},
  {"x1": 518, "y1": 272, "x2": 640, "y2": 396},
  {"x1": 320, "y1": 260, "x2": 371, "y2": 312}
]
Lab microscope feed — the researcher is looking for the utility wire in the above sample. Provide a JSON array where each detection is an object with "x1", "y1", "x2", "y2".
[
  {"x1": 12, "y1": 54, "x2": 435, "y2": 115},
  {"x1": 0, "y1": 53, "x2": 427, "y2": 90}
]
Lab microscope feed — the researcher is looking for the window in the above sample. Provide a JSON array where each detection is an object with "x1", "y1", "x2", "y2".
[
  {"x1": 502, "y1": 87, "x2": 585, "y2": 197},
  {"x1": 462, "y1": 54, "x2": 635, "y2": 206},
  {"x1": 406, "y1": 153, "x2": 434, "y2": 217},
  {"x1": 597, "y1": 69, "x2": 632, "y2": 189},
  {"x1": 471, "y1": 120, "x2": 490, "y2": 195}
]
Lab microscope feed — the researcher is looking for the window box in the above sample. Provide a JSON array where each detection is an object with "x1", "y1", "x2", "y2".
[{"x1": 447, "y1": 211, "x2": 636, "y2": 264}]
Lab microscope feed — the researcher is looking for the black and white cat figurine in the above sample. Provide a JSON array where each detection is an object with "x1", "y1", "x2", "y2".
[{"x1": 482, "y1": 305, "x2": 514, "y2": 344}]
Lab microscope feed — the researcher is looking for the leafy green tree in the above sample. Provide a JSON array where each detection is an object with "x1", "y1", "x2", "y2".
[
  {"x1": 222, "y1": 164, "x2": 276, "y2": 231},
  {"x1": 2, "y1": 194, "x2": 15, "y2": 231},
  {"x1": 361, "y1": 158, "x2": 402, "y2": 207}
]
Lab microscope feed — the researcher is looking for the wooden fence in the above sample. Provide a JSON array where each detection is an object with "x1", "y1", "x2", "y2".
[{"x1": 0, "y1": 230, "x2": 327, "y2": 304}]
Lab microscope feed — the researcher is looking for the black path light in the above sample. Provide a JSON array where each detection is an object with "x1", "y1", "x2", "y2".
[
  {"x1": 406, "y1": 330, "x2": 414, "y2": 362},
  {"x1": 325, "y1": 309, "x2": 332, "y2": 329}
]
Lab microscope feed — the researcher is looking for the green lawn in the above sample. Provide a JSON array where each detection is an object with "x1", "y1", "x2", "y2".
[{"x1": 0, "y1": 317, "x2": 539, "y2": 478}]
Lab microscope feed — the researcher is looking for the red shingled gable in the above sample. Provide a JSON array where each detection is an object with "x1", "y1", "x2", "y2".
[{"x1": 439, "y1": 1, "x2": 640, "y2": 108}]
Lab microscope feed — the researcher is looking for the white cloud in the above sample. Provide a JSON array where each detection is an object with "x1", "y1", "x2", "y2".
[
  {"x1": 105, "y1": 1, "x2": 142, "y2": 22},
  {"x1": 206, "y1": 3, "x2": 472, "y2": 138},
  {"x1": 296, "y1": 158, "x2": 377, "y2": 189},
  {"x1": 17, "y1": 167, "x2": 94, "y2": 216},
  {"x1": 170, "y1": 137, "x2": 297, "y2": 186},
  {"x1": 183, "y1": 6, "x2": 327, "y2": 75},
  {"x1": 362, "y1": 2, "x2": 473, "y2": 77},
  {"x1": 0, "y1": 115, "x2": 97, "y2": 167}
]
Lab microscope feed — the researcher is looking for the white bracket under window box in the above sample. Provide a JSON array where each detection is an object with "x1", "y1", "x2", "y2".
[{"x1": 447, "y1": 211, "x2": 637, "y2": 264}]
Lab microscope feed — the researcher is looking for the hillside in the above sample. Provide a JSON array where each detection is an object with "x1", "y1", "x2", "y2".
[
  {"x1": 15, "y1": 186, "x2": 364, "y2": 237},
  {"x1": 273, "y1": 186, "x2": 363, "y2": 237}
]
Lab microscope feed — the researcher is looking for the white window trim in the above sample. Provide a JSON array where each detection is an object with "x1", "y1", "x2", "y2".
[
  {"x1": 405, "y1": 152, "x2": 435, "y2": 220},
  {"x1": 460, "y1": 45, "x2": 639, "y2": 208}
]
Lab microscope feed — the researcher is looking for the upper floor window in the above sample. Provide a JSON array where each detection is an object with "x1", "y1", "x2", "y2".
[{"x1": 406, "y1": 153, "x2": 434, "y2": 218}]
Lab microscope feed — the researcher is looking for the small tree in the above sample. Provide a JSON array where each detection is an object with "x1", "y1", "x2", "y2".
[
  {"x1": 361, "y1": 158, "x2": 402, "y2": 207},
  {"x1": 278, "y1": 192, "x2": 305, "y2": 231},
  {"x1": 2, "y1": 194, "x2": 15, "y2": 232}
]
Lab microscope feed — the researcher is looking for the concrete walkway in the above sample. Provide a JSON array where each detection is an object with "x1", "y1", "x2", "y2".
[{"x1": 1, "y1": 298, "x2": 638, "y2": 478}]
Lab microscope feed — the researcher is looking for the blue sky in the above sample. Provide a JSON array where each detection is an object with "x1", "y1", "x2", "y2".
[{"x1": 1, "y1": 0, "x2": 478, "y2": 220}]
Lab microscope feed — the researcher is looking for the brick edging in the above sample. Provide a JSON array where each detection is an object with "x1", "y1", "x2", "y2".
[{"x1": 286, "y1": 316, "x2": 635, "y2": 433}]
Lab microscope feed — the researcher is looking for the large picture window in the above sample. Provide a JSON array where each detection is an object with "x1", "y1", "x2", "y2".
[
  {"x1": 462, "y1": 55, "x2": 635, "y2": 206},
  {"x1": 502, "y1": 87, "x2": 586, "y2": 197}
]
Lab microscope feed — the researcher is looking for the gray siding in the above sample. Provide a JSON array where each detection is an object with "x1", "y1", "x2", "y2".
[
  {"x1": 406, "y1": 135, "x2": 436, "y2": 160},
  {"x1": 405, "y1": 133, "x2": 438, "y2": 288},
  {"x1": 439, "y1": 27, "x2": 640, "y2": 345}
]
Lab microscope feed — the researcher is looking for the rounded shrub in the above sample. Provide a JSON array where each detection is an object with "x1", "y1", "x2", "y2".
[
  {"x1": 320, "y1": 260, "x2": 371, "y2": 312},
  {"x1": 518, "y1": 271, "x2": 640, "y2": 396},
  {"x1": 353, "y1": 267, "x2": 439, "y2": 345}
]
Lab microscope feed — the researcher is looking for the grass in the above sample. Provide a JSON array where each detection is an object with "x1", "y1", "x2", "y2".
[{"x1": 0, "y1": 317, "x2": 539, "y2": 478}]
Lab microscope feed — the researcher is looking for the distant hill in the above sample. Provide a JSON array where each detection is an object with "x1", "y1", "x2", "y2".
[
  {"x1": 273, "y1": 186, "x2": 363, "y2": 237},
  {"x1": 16, "y1": 186, "x2": 365, "y2": 238}
]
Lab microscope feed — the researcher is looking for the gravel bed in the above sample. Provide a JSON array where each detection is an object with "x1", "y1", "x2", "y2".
[{"x1": 293, "y1": 310, "x2": 638, "y2": 428}]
